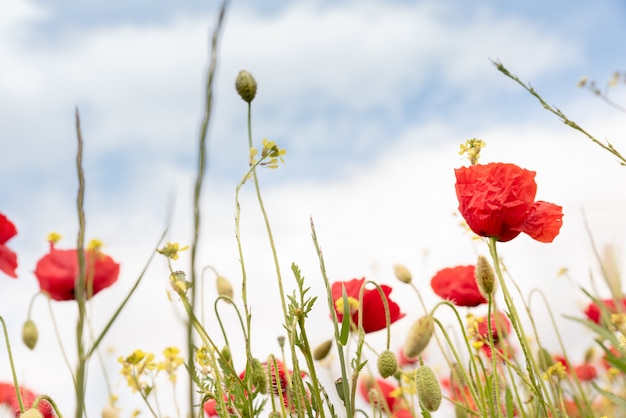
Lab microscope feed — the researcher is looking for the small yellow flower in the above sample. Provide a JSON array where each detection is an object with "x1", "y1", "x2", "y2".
[
  {"x1": 157, "y1": 242, "x2": 189, "y2": 260},
  {"x1": 458, "y1": 138, "x2": 486, "y2": 165},
  {"x1": 88, "y1": 238, "x2": 104, "y2": 252},
  {"x1": 260, "y1": 138, "x2": 287, "y2": 169},
  {"x1": 47, "y1": 232, "x2": 62, "y2": 243}
]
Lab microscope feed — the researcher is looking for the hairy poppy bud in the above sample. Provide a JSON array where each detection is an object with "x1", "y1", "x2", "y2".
[
  {"x1": 475, "y1": 255, "x2": 496, "y2": 296},
  {"x1": 250, "y1": 358, "x2": 268, "y2": 394},
  {"x1": 313, "y1": 339, "x2": 333, "y2": 361},
  {"x1": 377, "y1": 350, "x2": 398, "y2": 378},
  {"x1": 537, "y1": 348, "x2": 554, "y2": 372},
  {"x1": 415, "y1": 365, "x2": 442, "y2": 412},
  {"x1": 403, "y1": 315, "x2": 434, "y2": 359},
  {"x1": 235, "y1": 70, "x2": 257, "y2": 103},
  {"x1": 22, "y1": 319, "x2": 39, "y2": 350},
  {"x1": 216, "y1": 275, "x2": 234, "y2": 299},
  {"x1": 393, "y1": 264, "x2": 412, "y2": 284},
  {"x1": 21, "y1": 409, "x2": 44, "y2": 418}
]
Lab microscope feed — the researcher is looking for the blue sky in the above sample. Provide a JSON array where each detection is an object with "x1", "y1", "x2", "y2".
[{"x1": 2, "y1": 0, "x2": 626, "y2": 416}]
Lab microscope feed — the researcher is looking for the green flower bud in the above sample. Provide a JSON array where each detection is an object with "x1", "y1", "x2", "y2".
[
  {"x1": 250, "y1": 358, "x2": 267, "y2": 394},
  {"x1": 377, "y1": 350, "x2": 398, "y2": 378},
  {"x1": 235, "y1": 70, "x2": 257, "y2": 103},
  {"x1": 415, "y1": 365, "x2": 442, "y2": 412},
  {"x1": 335, "y1": 378, "x2": 346, "y2": 403},
  {"x1": 22, "y1": 319, "x2": 39, "y2": 350},
  {"x1": 393, "y1": 264, "x2": 412, "y2": 284},
  {"x1": 403, "y1": 315, "x2": 434, "y2": 358},
  {"x1": 475, "y1": 255, "x2": 496, "y2": 296},
  {"x1": 216, "y1": 275, "x2": 234, "y2": 299},
  {"x1": 21, "y1": 409, "x2": 44, "y2": 418},
  {"x1": 313, "y1": 339, "x2": 333, "y2": 361},
  {"x1": 537, "y1": 347, "x2": 554, "y2": 372}
]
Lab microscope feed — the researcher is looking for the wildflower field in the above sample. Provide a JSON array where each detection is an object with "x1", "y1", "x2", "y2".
[{"x1": 2, "y1": 1, "x2": 626, "y2": 418}]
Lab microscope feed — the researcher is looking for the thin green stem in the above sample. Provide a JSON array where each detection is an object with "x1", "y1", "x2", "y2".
[
  {"x1": 245, "y1": 101, "x2": 290, "y2": 326},
  {"x1": 310, "y1": 218, "x2": 353, "y2": 418},
  {"x1": 74, "y1": 108, "x2": 88, "y2": 418},
  {"x1": 87, "y1": 228, "x2": 168, "y2": 358},
  {"x1": 487, "y1": 238, "x2": 547, "y2": 416},
  {"x1": 494, "y1": 60, "x2": 626, "y2": 166},
  {"x1": 188, "y1": 2, "x2": 228, "y2": 415},
  {"x1": 1, "y1": 316, "x2": 24, "y2": 414}
]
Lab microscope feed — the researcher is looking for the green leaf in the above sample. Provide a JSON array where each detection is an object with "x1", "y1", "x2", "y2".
[
  {"x1": 339, "y1": 285, "x2": 351, "y2": 345},
  {"x1": 591, "y1": 381, "x2": 626, "y2": 409},
  {"x1": 505, "y1": 387, "x2": 515, "y2": 418}
]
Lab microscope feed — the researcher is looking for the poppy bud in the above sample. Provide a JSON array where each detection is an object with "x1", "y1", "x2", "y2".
[
  {"x1": 21, "y1": 409, "x2": 44, "y2": 418},
  {"x1": 403, "y1": 315, "x2": 434, "y2": 359},
  {"x1": 415, "y1": 365, "x2": 442, "y2": 412},
  {"x1": 268, "y1": 412, "x2": 282, "y2": 418},
  {"x1": 377, "y1": 350, "x2": 398, "y2": 378},
  {"x1": 250, "y1": 358, "x2": 268, "y2": 394},
  {"x1": 393, "y1": 264, "x2": 412, "y2": 284},
  {"x1": 216, "y1": 275, "x2": 233, "y2": 299},
  {"x1": 536, "y1": 348, "x2": 554, "y2": 372},
  {"x1": 455, "y1": 404, "x2": 469, "y2": 418},
  {"x1": 235, "y1": 70, "x2": 257, "y2": 103},
  {"x1": 335, "y1": 378, "x2": 346, "y2": 403},
  {"x1": 475, "y1": 255, "x2": 496, "y2": 296},
  {"x1": 221, "y1": 346, "x2": 232, "y2": 363},
  {"x1": 450, "y1": 363, "x2": 466, "y2": 388},
  {"x1": 313, "y1": 339, "x2": 333, "y2": 361},
  {"x1": 102, "y1": 404, "x2": 119, "y2": 418},
  {"x1": 22, "y1": 319, "x2": 39, "y2": 350}
]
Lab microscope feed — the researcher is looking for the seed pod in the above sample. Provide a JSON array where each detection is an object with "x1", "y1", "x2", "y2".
[
  {"x1": 313, "y1": 339, "x2": 333, "y2": 361},
  {"x1": 216, "y1": 275, "x2": 234, "y2": 299},
  {"x1": 393, "y1": 264, "x2": 412, "y2": 284},
  {"x1": 377, "y1": 350, "x2": 398, "y2": 378},
  {"x1": 235, "y1": 70, "x2": 257, "y2": 103},
  {"x1": 22, "y1": 319, "x2": 39, "y2": 350},
  {"x1": 403, "y1": 315, "x2": 434, "y2": 358},
  {"x1": 475, "y1": 255, "x2": 496, "y2": 296},
  {"x1": 415, "y1": 365, "x2": 442, "y2": 412}
]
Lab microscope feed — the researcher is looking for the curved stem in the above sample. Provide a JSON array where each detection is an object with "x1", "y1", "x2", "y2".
[{"x1": 0, "y1": 316, "x2": 24, "y2": 414}]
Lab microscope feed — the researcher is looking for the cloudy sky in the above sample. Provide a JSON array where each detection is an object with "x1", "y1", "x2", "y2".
[{"x1": 1, "y1": 0, "x2": 626, "y2": 416}]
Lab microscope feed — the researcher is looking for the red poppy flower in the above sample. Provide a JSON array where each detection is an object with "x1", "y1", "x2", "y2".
[
  {"x1": 397, "y1": 345, "x2": 420, "y2": 367},
  {"x1": 359, "y1": 377, "x2": 406, "y2": 413},
  {"x1": 553, "y1": 355, "x2": 570, "y2": 371},
  {"x1": 584, "y1": 297, "x2": 626, "y2": 324},
  {"x1": 430, "y1": 265, "x2": 487, "y2": 307},
  {"x1": 574, "y1": 364, "x2": 597, "y2": 381},
  {"x1": 331, "y1": 278, "x2": 405, "y2": 333},
  {"x1": 455, "y1": 163, "x2": 563, "y2": 243},
  {"x1": 475, "y1": 311, "x2": 511, "y2": 343},
  {"x1": 0, "y1": 213, "x2": 18, "y2": 278},
  {"x1": 0, "y1": 382, "x2": 54, "y2": 418},
  {"x1": 34, "y1": 241, "x2": 120, "y2": 301},
  {"x1": 239, "y1": 359, "x2": 307, "y2": 410}
]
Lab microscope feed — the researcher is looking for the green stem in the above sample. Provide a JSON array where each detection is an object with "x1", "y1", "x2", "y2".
[
  {"x1": 245, "y1": 101, "x2": 290, "y2": 327},
  {"x1": 74, "y1": 108, "x2": 88, "y2": 418},
  {"x1": 188, "y1": 2, "x2": 228, "y2": 415},
  {"x1": 487, "y1": 237, "x2": 547, "y2": 416},
  {"x1": 494, "y1": 61, "x2": 626, "y2": 166},
  {"x1": 310, "y1": 218, "x2": 354, "y2": 418},
  {"x1": 0, "y1": 316, "x2": 24, "y2": 414}
]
